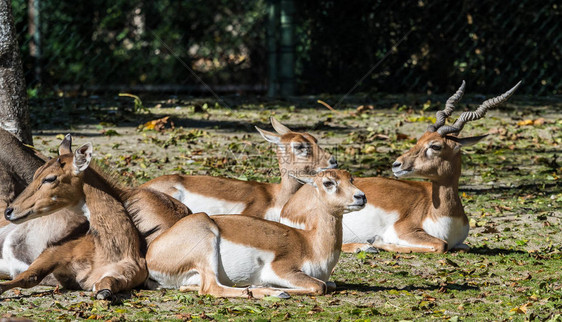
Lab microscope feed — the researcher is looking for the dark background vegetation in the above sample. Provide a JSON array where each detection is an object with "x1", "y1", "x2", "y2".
[{"x1": 12, "y1": 0, "x2": 561, "y2": 96}]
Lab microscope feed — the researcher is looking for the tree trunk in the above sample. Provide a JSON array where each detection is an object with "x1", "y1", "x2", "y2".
[
  {"x1": 266, "y1": 0, "x2": 279, "y2": 98},
  {"x1": 28, "y1": 0, "x2": 41, "y2": 86},
  {"x1": 279, "y1": 0, "x2": 295, "y2": 97},
  {"x1": 0, "y1": 0, "x2": 32, "y2": 145}
]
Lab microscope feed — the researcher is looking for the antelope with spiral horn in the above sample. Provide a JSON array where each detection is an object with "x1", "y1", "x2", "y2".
[{"x1": 342, "y1": 81, "x2": 522, "y2": 253}]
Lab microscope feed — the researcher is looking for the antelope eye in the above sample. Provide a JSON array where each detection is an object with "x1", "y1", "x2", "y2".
[
  {"x1": 323, "y1": 181, "x2": 335, "y2": 188},
  {"x1": 429, "y1": 144, "x2": 442, "y2": 151},
  {"x1": 42, "y1": 176, "x2": 57, "y2": 184},
  {"x1": 293, "y1": 143, "x2": 309, "y2": 154}
]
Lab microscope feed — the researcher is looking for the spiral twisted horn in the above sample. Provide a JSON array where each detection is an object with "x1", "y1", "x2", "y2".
[
  {"x1": 437, "y1": 81, "x2": 522, "y2": 136},
  {"x1": 427, "y1": 81, "x2": 466, "y2": 132}
]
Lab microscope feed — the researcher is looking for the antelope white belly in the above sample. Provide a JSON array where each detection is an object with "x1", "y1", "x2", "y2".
[
  {"x1": 279, "y1": 217, "x2": 305, "y2": 230},
  {"x1": 217, "y1": 239, "x2": 277, "y2": 286},
  {"x1": 147, "y1": 269, "x2": 201, "y2": 289},
  {"x1": 151, "y1": 239, "x2": 287, "y2": 289},
  {"x1": 264, "y1": 207, "x2": 283, "y2": 222},
  {"x1": 173, "y1": 185, "x2": 246, "y2": 215},
  {"x1": 422, "y1": 216, "x2": 469, "y2": 249},
  {"x1": 342, "y1": 204, "x2": 399, "y2": 244}
]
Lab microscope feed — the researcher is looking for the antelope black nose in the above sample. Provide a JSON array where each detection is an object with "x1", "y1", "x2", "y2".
[
  {"x1": 354, "y1": 192, "x2": 366, "y2": 203},
  {"x1": 329, "y1": 156, "x2": 338, "y2": 168},
  {"x1": 4, "y1": 207, "x2": 13, "y2": 220},
  {"x1": 392, "y1": 161, "x2": 402, "y2": 169}
]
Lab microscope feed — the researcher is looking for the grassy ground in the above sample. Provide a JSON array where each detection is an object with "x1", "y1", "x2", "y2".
[{"x1": 1, "y1": 93, "x2": 561, "y2": 320}]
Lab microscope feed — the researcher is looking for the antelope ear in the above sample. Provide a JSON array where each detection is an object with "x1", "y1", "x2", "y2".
[
  {"x1": 289, "y1": 173, "x2": 317, "y2": 187},
  {"x1": 58, "y1": 134, "x2": 73, "y2": 155},
  {"x1": 255, "y1": 126, "x2": 281, "y2": 145},
  {"x1": 270, "y1": 117, "x2": 292, "y2": 134},
  {"x1": 449, "y1": 134, "x2": 488, "y2": 147},
  {"x1": 73, "y1": 143, "x2": 93, "y2": 175}
]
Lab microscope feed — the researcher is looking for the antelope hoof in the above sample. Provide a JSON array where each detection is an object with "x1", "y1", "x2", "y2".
[
  {"x1": 452, "y1": 243, "x2": 470, "y2": 252},
  {"x1": 276, "y1": 291, "x2": 291, "y2": 299},
  {"x1": 95, "y1": 289, "x2": 113, "y2": 300},
  {"x1": 243, "y1": 287, "x2": 253, "y2": 298},
  {"x1": 363, "y1": 246, "x2": 379, "y2": 253},
  {"x1": 326, "y1": 281, "x2": 337, "y2": 292},
  {"x1": 356, "y1": 244, "x2": 379, "y2": 254}
]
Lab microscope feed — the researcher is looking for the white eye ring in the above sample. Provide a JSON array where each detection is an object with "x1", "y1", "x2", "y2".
[
  {"x1": 429, "y1": 144, "x2": 442, "y2": 151},
  {"x1": 292, "y1": 143, "x2": 309, "y2": 156}
]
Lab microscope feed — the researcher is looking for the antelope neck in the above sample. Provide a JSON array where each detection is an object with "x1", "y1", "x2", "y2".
[
  {"x1": 274, "y1": 172, "x2": 303, "y2": 207},
  {"x1": 81, "y1": 168, "x2": 139, "y2": 259},
  {"x1": 430, "y1": 174, "x2": 462, "y2": 219}
]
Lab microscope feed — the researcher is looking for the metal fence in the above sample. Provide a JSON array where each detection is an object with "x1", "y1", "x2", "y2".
[{"x1": 12, "y1": 0, "x2": 562, "y2": 96}]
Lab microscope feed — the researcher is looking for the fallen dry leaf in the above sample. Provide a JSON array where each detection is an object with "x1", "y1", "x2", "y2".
[
  {"x1": 517, "y1": 119, "x2": 534, "y2": 126},
  {"x1": 396, "y1": 133, "x2": 411, "y2": 140},
  {"x1": 510, "y1": 273, "x2": 532, "y2": 281},
  {"x1": 142, "y1": 116, "x2": 170, "y2": 132},
  {"x1": 509, "y1": 302, "x2": 532, "y2": 314},
  {"x1": 373, "y1": 133, "x2": 390, "y2": 140},
  {"x1": 356, "y1": 105, "x2": 374, "y2": 114},
  {"x1": 517, "y1": 118, "x2": 547, "y2": 126}
]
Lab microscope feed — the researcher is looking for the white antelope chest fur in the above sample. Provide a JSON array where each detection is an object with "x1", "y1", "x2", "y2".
[
  {"x1": 301, "y1": 250, "x2": 340, "y2": 282},
  {"x1": 0, "y1": 226, "x2": 34, "y2": 278},
  {"x1": 172, "y1": 185, "x2": 246, "y2": 215},
  {"x1": 0, "y1": 213, "x2": 82, "y2": 279},
  {"x1": 422, "y1": 216, "x2": 469, "y2": 249}
]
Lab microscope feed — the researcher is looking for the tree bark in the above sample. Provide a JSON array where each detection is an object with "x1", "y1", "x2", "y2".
[
  {"x1": 0, "y1": 0, "x2": 32, "y2": 145},
  {"x1": 279, "y1": 0, "x2": 295, "y2": 97}
]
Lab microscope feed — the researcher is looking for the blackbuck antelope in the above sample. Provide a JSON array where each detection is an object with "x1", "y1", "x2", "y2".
[
  {"x1": 0, "y1": 132, "x2": 88, "y2": 281},
  {"x1": 1, "y1": 141, "x2": 148, "y2": 299},
  {"x1": 342, "y1": 81, "x2": 521, "y2": 253},
  {"x1": 145, "y1": 169, "x2": 366, "y2": 298},
  {"x1": 142, "y1": 117, "x2": 337, "y2": 220}
]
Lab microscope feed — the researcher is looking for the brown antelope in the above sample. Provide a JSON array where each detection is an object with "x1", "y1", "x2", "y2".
[
  {"x1": 141, "y1": 117, "x2": 337, "y2": 220},
  {"x1": 145, "y1": 169, "x2": 366, "y2": 298},
  {"x1": 0, "y1": 132, "x2": 88, "y2": 281},
  {"x1": 1, "y1": 142, "x2": 147, "y2": 299},
  {"x1": 341, "y1": 81, "x2": 521, "y2": 253},
  {"x1": 0, "y1": 134, "x2": 188, "y2": 283}
]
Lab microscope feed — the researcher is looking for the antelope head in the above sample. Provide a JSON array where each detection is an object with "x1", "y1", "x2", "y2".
[
  {"x1": 295, "y1": 169, "x2": 366, "y2": 214},
  {"x1": 256, "y1": 117, "x2": 337, "y2": 177},
  {"x1": 4, "y1": 135, "x2": 93, "y2": 224},
  {"x1": 392, "y1": 81, "x2": 521, "y2": 183}
]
